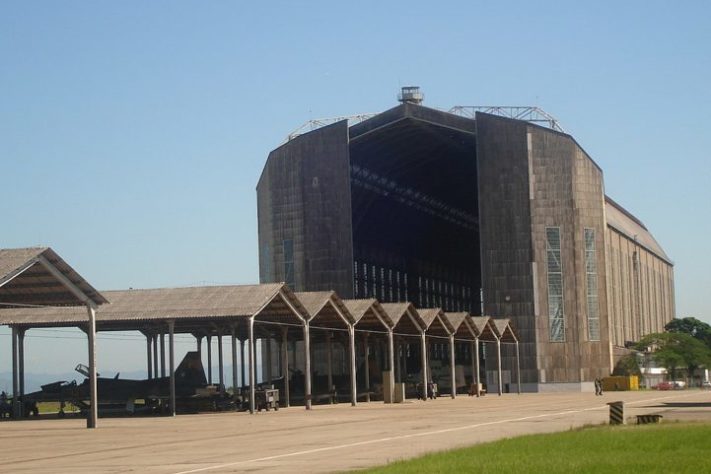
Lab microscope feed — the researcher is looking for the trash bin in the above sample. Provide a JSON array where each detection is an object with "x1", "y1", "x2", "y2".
[{"x1": 607, "y1": 401, "x2": 625, "y2": 425}]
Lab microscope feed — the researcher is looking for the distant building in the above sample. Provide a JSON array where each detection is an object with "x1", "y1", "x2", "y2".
[{"x1": 257, "y1": 89, "x2": 674, "y2": 391}]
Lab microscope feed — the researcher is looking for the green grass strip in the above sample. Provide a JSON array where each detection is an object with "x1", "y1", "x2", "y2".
[{"x1": 359, "y1": 422, "x2": 711, "y2": 473}]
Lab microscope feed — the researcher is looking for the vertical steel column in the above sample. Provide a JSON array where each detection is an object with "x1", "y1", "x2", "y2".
[
  {"x1": 160, "y1": 333, "x2": 166, "y2": 378},
  {"x1": 516, "y1": 341, "x2": 521, "y2": 394},
  {"x1": 266, "y1": 334, "x2": 273, "y2": 385},
  {"x1": 11, "y1": 326, "x2": 18, "y2": 418},
  {"x1": 326, "y1": 332, "x2": 333, "y2": 403},
  {"x1": 146, "y1": 334, "x2": 153, "y2": 379},
  {"x1": 231, "y1": 327, "x2": 238, "y2": 399},
  {"x1": 196, "y1": 334, "x2": 202, "y2": 356},
  {"x1": 420, "y1": 333, "x2": 428, "y2": 401},
  {"x1": 18, "y1": 328, "x2": 25, "y2": 401},
  {"x1": 348, "y1": 326, "x2": 357, "y2": 406},
  {"x1": 281, "y1": 327, "x2": 290, "y2": 407},
  {"x1": 152, "y1": 334, "x2": 158, "y2": 379},
  {"x1": 86, "y1": 305, "x2": 98, "y2": 428},
  {"x1": 240, "y1": 338, "x2": 246, "y2": 389},
  {"x1": 248, "y1": 318, "x2": 256, "y2": 414},
  {"x1": 449, "y1": 335, "x2": 456, "y2": 398},
  {"x1": 387, "y1": 330, "x2": 395, "y2": 401},
  {"x1": 168, "y1": 321, "x2": 175, "y2": 417},
  {"x1": 217, "y1": 332, "x2": 224, "y2": 391},
  {"x1": 303, "y1": 322, "x2": 312, "y2": 410},
  {"x1": 207, "y1": 335, "x2": 213, "y2": 385},
  {"x1": 474, "y1": 337, "x2": 480, "y2": 397},
  {"x1": 363, "y1": 333, "x2": 370, "y2": 402},
  {"x1": 496, "y1": 338, "x2": 503, "y2": 396}
]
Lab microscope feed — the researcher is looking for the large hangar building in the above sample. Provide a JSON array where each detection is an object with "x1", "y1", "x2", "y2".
[{"x1": 257, "y1": 88, "x2": 675, "y2": 391}]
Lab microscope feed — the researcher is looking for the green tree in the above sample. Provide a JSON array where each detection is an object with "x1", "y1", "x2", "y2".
[
  {"x1": 665, "y1": 317, "x2": 711, "y2": 348},
  {"x1": 612, "y1": 353, "x2": 642, "y2": 376},
  {"x1": 636, "y1": 332, "x2": 711, "y2": 385}
]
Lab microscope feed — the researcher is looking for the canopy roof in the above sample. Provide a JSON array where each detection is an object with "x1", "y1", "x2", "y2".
[
  {"x1": 467, "y1": 316, "x2": 498, "y2": 341},
  {"x1": 443, "y1": 312, "x2": 475, "y2": 340},
  {"x1": 295, "y1": 291, "x2": 353, "y2": 329},
  {"x1": 490, "y1": 318, "x2": 518, "y2": 343},
  {"x1": 343, "y1": 299, "x2": 391, "y2": 332},
  {"x1": 0, "y1": 247, "x2": 107, "y2": 307},
  {"x1": 0, "y1": 283, "x2": 307, "y2": 335},
  {"x1": 418, "y1": 308, "x2": 451, "y2": 338},
  {"x1": 381, "y1": 302, "x2": 423, "y2": 335}
]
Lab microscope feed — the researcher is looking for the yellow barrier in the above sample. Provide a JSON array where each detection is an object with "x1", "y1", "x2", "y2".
[{"x1": 602, "y1": 375, "x2": 639, "y2": 391}]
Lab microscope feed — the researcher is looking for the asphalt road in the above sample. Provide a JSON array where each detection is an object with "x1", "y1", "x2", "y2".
[{"x1": 2, "y1": 390, "x2": 709, "y2": 473}]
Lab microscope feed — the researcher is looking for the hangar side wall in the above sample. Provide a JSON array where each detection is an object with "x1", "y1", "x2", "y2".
[
  {"x1": 257, "y1": 121, "x2": 354, "y2": 297},
  {"x1": 476, "y1": 113, "x2": 538, "y2": 386},
  {"x1": 605, "y1": 226, "x2": 675, "y2": 348},
  {"x1": 477, "y1": 113, "x2": 612, "y2": 388},
  {"x1": 527, "y1": 123, "x2": 611, "y2": 383}
]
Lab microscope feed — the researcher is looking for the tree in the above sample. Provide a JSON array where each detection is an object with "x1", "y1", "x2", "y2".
[
  {"x1": 612, "y1": 353, "x2": 641, "y2": 376},
  {"x1": 665, "y1": 317, "x2": 711, "y2": 348},
  {"x1": 636, "y1": 332, "x2": 711, "y2": 385}
]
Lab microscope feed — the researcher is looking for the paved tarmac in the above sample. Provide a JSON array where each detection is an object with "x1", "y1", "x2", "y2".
[{"x1": 2, "y1": 390, "x2": 710, "y2": 473}]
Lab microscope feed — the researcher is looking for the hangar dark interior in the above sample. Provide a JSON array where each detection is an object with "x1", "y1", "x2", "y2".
[{"x1": 348, "y1": 113, "x2": 480, "y2": 313}]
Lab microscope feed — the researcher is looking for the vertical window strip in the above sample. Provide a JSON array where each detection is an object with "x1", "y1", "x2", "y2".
[
  {"x1": 585, "y1": 228, "x2": 600, "y2": 341},
  {"x1": 546, "y1": 227, "x2": 565, "y2": 341}
]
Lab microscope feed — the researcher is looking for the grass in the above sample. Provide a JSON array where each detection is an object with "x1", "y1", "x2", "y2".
[{"x1": 360, "y1": 422, "x2": 711, "y2": 473}]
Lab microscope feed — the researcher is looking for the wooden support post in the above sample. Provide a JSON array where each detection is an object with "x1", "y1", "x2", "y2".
[
  {"x1": 326, "y1": 331, "x2": 333, "y2": 403},
  {"x1": 11, "y1": 326, "x2": 19, "y2": 418},
  {"x1": 349, "y1": 326, "x2": 357, "y2": 407},
  {"x1": 303, "y1": 323, "x2": 312, "y2": 410},
  {"x1": 160, "y1": 333, "x2": 166, "y2": 378},
  {"x1": 420, "y1": 333, "x2": 428, "y2": 401},
  {"x1": 449, "y1": 335, "x2": 456, "y2": 398},
  {"x1": 196, "y1": 334, "x2": 202, "y2": 356},
  {"x1": 207, "y1": 335, "x2": 213, "y2": 385},
  {"x1": 281, "y1": 326, "x2": 290, "y2": 407},
  {"x1": 516, "y1": 341, "x2": 521, "y2": 394},
  {"x1": 266, "y1": 333, "x2": 273, "y2": 385},
  {"x1": 475, "y1": 337, "x2": 481, "y2": 397},
  {"x1": 363, "y1": 333, "x2": 370, "y2": 402},
  {"x1": 86, "y1": 305, "x2": 98, "y2": 428},
  {"x1": 18, "y1": 328, "x2": 25, "y2": 401},
  {"x1": 496, "y1": 338, "x2": 503, "y2": 396},
  {"x1": 152, "y1": 334, "x2": 159, "y2": 380},
  {"x1": 248, "y1": 318, "x2": 256, "y2": 414},
  {"x1": 146, "y1": 334, "x2": 153, "y2": 379},
  {"x1": 240, "y1": 338, "x2": 246, "y2": 389},
  {"x1": 218, "y1": 332, "x2": 224, "y2": 391},
  {"x1": 231, "y1": 327, "x2": 238, "y2": 399},
  {"x1": 168, "y1": 321, "x2": 176, "y2": 416},
  {"x1": 387, "y1": 330, "x2": 395, "y2": 402}
]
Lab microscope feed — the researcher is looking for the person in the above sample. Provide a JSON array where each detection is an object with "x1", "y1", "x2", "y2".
[{"x1": 594, "y1": 378, "x2": 603, "y2": 396}]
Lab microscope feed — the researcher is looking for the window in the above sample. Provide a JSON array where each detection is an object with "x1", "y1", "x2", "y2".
[
  {"x1": 546, "y1": 227, "x2": 565, "y2": 341},
  {"x1": 585, "y1": 229, "x2": 600, "y2": 340},
  {"x1": 283, "y1": 239, "x2": 295, "y2": 288}
]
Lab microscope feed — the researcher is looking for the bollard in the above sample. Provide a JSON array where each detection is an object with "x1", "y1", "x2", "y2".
[{"x1": 607, "y1": 401, "x2": 625, "y2": 425}]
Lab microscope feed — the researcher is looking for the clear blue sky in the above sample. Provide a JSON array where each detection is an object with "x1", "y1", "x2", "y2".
[{"x1": 1, "y1": 1, "x2": 710, "y2": 378}]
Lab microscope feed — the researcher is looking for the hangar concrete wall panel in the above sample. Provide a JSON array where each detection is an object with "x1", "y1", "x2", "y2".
[
  {"x1": 257, "y1": 121, "x2": 354, "y2": 296},
  {"x1": 476, "y1": 113, "x2": 538, "y2": 385}
]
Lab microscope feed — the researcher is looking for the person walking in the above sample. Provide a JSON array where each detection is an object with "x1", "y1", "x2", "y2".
[{"x1": 594, "y1": 378, "x2": 604, "y2": 396}]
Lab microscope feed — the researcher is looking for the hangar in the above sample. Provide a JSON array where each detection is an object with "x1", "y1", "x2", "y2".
[{"x1": 257, "y1": 87, "x2": 675, "y2": 392}]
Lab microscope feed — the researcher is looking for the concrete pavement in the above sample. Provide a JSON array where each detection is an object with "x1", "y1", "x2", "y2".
[{"x1": 1, "y1": 390, "x2": 709, "y2": 473}]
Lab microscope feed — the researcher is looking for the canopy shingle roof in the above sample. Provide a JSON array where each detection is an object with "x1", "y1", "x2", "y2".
[
  {"x1": 343, "y1": 299, "x2": 390, "y2": 331},
  {"x1": 0, "y1": 247, "x2": 107, "y2": 307},
  {"x1": 0, "y1": 283, "x2": 307, "y2": 333},
  {"x1": 418, "y1": 308, "x2": 450, "y2": 337},
  {"x1": 295, "y1": 291, "x2": 353, "y2": 328},
  {"x1": 381, "y1": 302, "x2": 422, "y2": 335},
  {"x1": 467, "y1": 316, "x2": 497, "y2": 341},
  {"x1": 443, "y1": 312, "x2": 475, "y2": 340}
]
